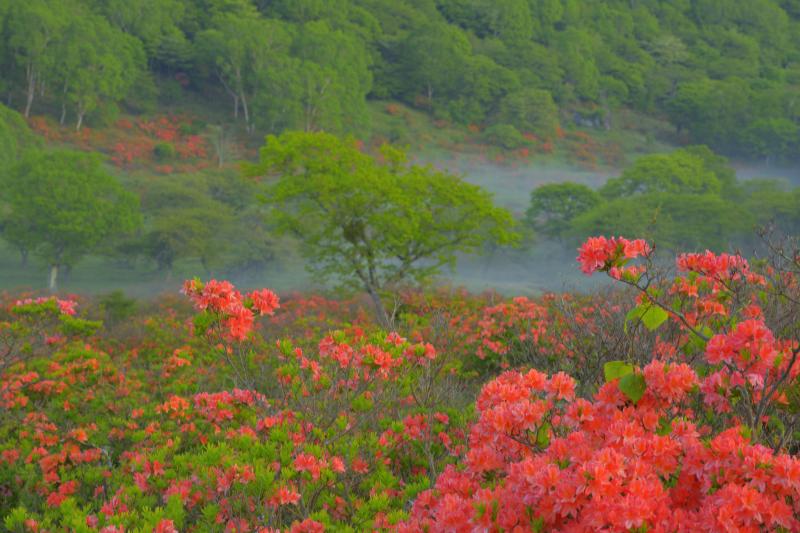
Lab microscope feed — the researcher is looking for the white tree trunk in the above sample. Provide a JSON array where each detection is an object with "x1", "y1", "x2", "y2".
[
  {"x1": 49, "y1": 265, "x2": 59, "y2": 292},
  {"x1": 76, "y1": 102, "x2": 85, "y2": 131},
  {"x1": 24, "y1": 64, "x2": 36, "y2": 117}
]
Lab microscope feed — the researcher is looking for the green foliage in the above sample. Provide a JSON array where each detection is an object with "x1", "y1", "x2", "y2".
[
  {"x1": 194, "y1": 13, "x2": 292, "y2": 132},
  {"x1": 247, "y1": 131, "x2": 517, "y2": 323},
  {"x1": 1, "y1": 0, "x2": 800, "y2": 153},
  {"x1": 600, "y1": 149, "x2": 723, "y2": 199},
  {"x1": 0, "y1": 149, "x2": 140, "y2": 287},
  {"x1": 570, "y1": 192, "x2": 749, "y2": 251},
  {"x1": 603, "y1": 360, "x2": 645, "y2": 404},
  {"x1": 603, "y1": 361, "x2": 633, "y2": 382},
  {"x1": 494, "y1": 88, "x2": 559, "y2": 138},
  {"x1": 742, "y1": 118, "x2": 799, "y2": 161},
  {"x1": 56, "y1": 8, "x2": 145, "y2": 130},
  {"x1": 153, "y1": 142, "x2": 176, "y2": 160},
  {"x1": 626, "y1": 303, "x2": 669, "y2": 332},
  {"x1": 0, "y1": 105, "x2": 39, "y2": 171},
  {"x1": 98, "y1": 291, "x2": 138, "y2": 324},
  {"x1": 537, "y1": 146, "x2": 766, "y2": 251},
  {"x1": 741, "y1": 180, "x2": 800, "y2": 234},
  {"x1": 134, "y1": 174, "x2": 235, "y2": 272},
  {"x1": 482, "y1": 123, "x2": 526, "y2": 150},
  {"x1": 283, "y1": 20, "x2": 373, "y2": 133},
  {"x1": 526, "y1": 183, "x2": 601, "y2": 239}
]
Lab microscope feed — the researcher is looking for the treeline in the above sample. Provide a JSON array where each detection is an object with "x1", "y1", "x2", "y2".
[
  {"x1": 4, "y1": 0, "x2": 800, "y2": 159},
  {"x1": 3, "y1": 95, "x2": 798, "y2": 291},
  {"x1": 0, "y1": 105, "x2": 275, "y2": 288},
  {"x1": 527, "y1": 146, "x2": 800, "y2": 251}
]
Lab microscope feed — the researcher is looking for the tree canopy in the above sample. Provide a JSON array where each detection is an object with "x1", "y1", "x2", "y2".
[
  {"x1": 0, "y1": 105, "x2": 39, "y2": 171},
  {"x1": 527, "y1": 147, "x2": 774, "y2": 251},
  {"x1": 246, "y1": 131, "x2": 517, "y2": 325},
  {"x1": 0, "y1": 150, "x2": 140, "y2": 289},
  {"x1": 4, "y1": 0, "x2": 800, "y2": 152},
  {"x1": 526, "y1": 183, "x2": 602, "y2": 240}
]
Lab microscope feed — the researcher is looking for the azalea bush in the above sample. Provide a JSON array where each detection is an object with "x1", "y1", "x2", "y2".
[
  {"x1": 1, "y1": 296, "x2": 100, "y2": 373},
  {"x1": 0, "y1": 281, "x2": 470, "y2": 531},
  {"x1": 402, "y1": 234, "x2": 800, "y2": 531},
  {"x1": 3, "y1": 234, "x2": 800, "y2": 531}
]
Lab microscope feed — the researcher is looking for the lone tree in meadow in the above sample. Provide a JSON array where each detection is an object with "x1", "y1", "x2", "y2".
[
  {"x1": 526, "y1": 182, "x2": 602, "y2": 240},
  {"x1": 0, "y1": 150, "x2": 140, "y2": 290},
  {"x1": 247, "y1": 131, "x2": 517, "y2": 326}
]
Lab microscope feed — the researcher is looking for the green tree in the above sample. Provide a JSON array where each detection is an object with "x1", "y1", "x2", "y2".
[
  {"x1": 554, "y1": 28, "x2": 601, "y2": 101},
  {"x1": 288, "y1": 20, "x2": 373, "y2": 133},
  {"x1": 570, "y1": 193, "x2": 749, "y2": 251},
  {"x1": 246, "y1": 131, "x2": 517, "y2": 326},
  {"x1": 142, "y1": 208, "x2": 232, "y2": 274},
  {"x1": 397, "y1": 22, "x2": 471, "y2": 107},
  {"x1": 495, "y1": 88, "x2": 559, "y2": 138},
  {"x1": 668, "y1": 78, "x2": 753, "y2": 151},
  {"x1": 477, "y1": 0, "x2": 534, "y2": 45},
  {"x1": 741, "y1": 179, "x2": 800, "y2": 235},
  {"x1": 0, "y1": 150, "x2": 140, "y2": 290},
  {"x1": 742, "y1": 118, "x2": 799, "y2": 163},
  {"x1": 482, "y1": 123, "x2": 527, "y2": 149},
  {"x1": 678, "y1": 145, "x2": 738, "y2": 194},
  {"x1": 195, "y1": 13, "x2": 292, "y2": 132},
  {"x1": 600, "y1": 150, "x2": 722, "y2": 199},
  {"x1": 4, "y1": 0, "x2": 66, "y2": 117},
  {"x1": 0, "y1": 105, "x2": 39, "y2": 172},
  {"x1": 0, "y1": 105, "x2": 40, "y2": 265},
  {"x1": 55, "y1": 11, "x2": 145, "y2": 130},
  {"x1": 89, "y1": 0, "x2": 186, "y2": 61},
  {"x1": 259, "y1": 0, "x2": 350, "y2": 23},
  {"x1": 526, "y1": 183, "x2": 602, "y2": 240},
  {"x1": 446, "y1": 54, "x2": 519, "y2": 125},
  {"x1": 136, "y1": 174, "x2": 239, "y2": 274}
]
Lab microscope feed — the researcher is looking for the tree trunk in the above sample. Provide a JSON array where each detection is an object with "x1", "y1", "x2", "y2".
[
  {"x1": 367, "y1": 287, "x2": 391, "y2": 329},
  {"x1": 240, "y1": 90, "x2": 250, "y2": 132},
  {"x1": 20, "y1": 249, "x2": 28, "y2": 267},
  {"x1": 24, "y1": 64, "x2": 35, "y2": 118},
  {"x1": 76, "y1": 105, "x2": 85, "y2": 131},
  {"x1": 49, "y1": 264, "x2": 59, "y2": 292},
  {"x1": 214, "y1": 126, "x2": 225, "y2": 167},
  {"x1": 59, "y1": 80, "x2": 69, "y2": 125}
]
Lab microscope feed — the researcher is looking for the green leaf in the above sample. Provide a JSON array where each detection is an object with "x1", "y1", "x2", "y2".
[
  {"x1": 192, "y1": 311, "x2": 215, "y2": 337},
  {"x1": 625, "y1": 303, "x2": 669, "y2": 332},
  {"x1": 623, "y1": 306, "x2": 643, "y2": 333},
  {"x1": 604, "y1": 361, "x2": 634, "y2": 382},
  {"x1": 619, "y1": 373, "x2": 646, "y2": 403},
  {"x1": 536, "y1": 422, "x2": 551, "y2": 448},
  {"x1": 641, "y1": 305, "x2": 669, "y2": 331}
]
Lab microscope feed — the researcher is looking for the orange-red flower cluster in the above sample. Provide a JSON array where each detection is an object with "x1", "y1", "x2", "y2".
[
  {"x1": 577, "y1": 236, "x2": 651, "y2": 276},
  {"x1": 182, "y1": 279, "x2": 280, "y2": 340},
  {"x1": 402, "y1": 361, "x2": 800, "y2": 532},
  {"x1": 13, "y1": 296, "x2": 78, "y2": 316}
]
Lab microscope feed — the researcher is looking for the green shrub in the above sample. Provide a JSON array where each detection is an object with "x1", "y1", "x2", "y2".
[
  {"x1": 483, "y1": 123, "x2": 527, "y2": 150},
  {"x1": 98, "y1": 290, "x2": 137, "y2": 324},
  {"x1": 153, "y1": 142, "x2": 176, "y2": 160}
]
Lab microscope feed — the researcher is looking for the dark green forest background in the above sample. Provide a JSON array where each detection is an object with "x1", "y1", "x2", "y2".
[
  {"x1": 2, "y1": 0, "x2": 800, "y2": 293},
  {"x1": 6, "y1": 0, "x2": 800, "y2": 155}
]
